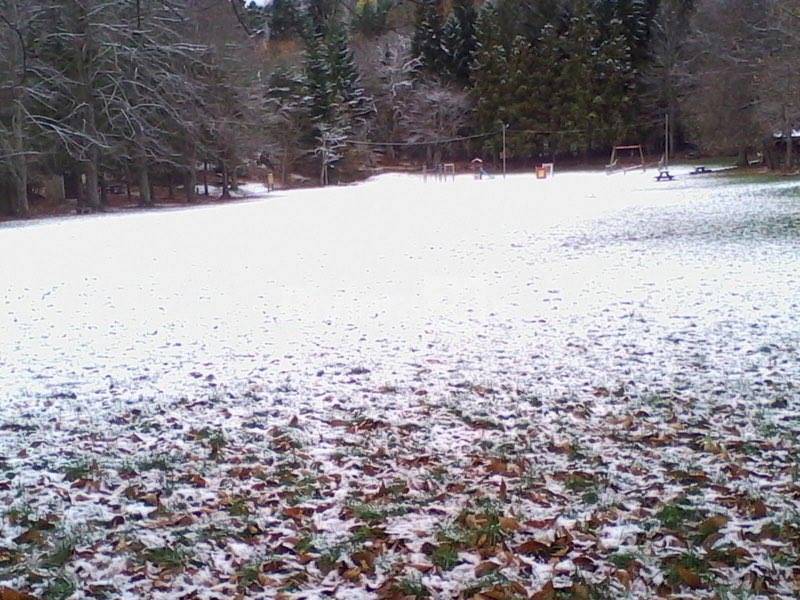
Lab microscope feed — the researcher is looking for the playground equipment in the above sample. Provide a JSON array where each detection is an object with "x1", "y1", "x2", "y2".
[
  {"x1": 606, "y1": 145, "x2": 646, "y2": 174},
  {"x1": 536, "y1": 163, "x2": 555, "y2": 179},
  {"x1": 422, "y1": 163, "x2": 456, "y2": 182},
  {"x1": 656, "y1": 114, "x2": 674, "y2": 182}
]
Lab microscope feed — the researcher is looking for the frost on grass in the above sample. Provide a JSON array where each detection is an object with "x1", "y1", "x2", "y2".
[
  {"x1": 1, "y1": 378, "x2": 799, "y2": 599},
  {"x1": 1, "y1": 172, "x2": 799, "y2": 598}
]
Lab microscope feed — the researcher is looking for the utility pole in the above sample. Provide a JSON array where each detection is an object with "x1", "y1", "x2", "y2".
[
  {"x1": 321, "y1": 137, "x2": 328, "y2": 186},
  {"x1": 502, "y1": 123, "x2": 507, "y2": 178}
]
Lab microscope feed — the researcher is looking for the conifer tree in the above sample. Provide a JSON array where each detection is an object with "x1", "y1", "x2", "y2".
[
  {"x1": 595, "y1": 18, "x2": 637, "y2": 146},
  {"x1": 443, "y1": 0, "x2": 478, "y2": 85},
  {"x1": 471, "y1": 3, "x2": 508, "y2": 155},
  {"x1": 266, "y1": 0, "x2": 303, "y2": 40},
  {"x1": 556, "y1": 2, "x2": 601, "y2": 155},
  {"x1": 529, "y1": 23, "x2": 562, "y2": 155},
  {"x1": 303, "y1": 32, "x2": 334, "y2": 124},
  {"x1": 412, "y1": 0, "x2": 446, "y2": 74},
  {"x1": 327, "y1": 27, "x2": 375, "y2": 127}
]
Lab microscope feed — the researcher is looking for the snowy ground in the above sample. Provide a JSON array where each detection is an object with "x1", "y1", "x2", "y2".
[{"x1": 1, "y1": 169, "x2": 799, "y2": 599}]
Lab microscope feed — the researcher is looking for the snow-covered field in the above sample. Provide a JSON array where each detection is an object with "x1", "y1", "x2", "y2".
[{"x1": 1, "y1": 170, "x2": 799, "y2": 599}]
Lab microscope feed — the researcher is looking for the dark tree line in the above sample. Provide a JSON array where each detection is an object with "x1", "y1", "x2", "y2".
[{"x1": 2, "y1": 0, "x2": 799, "y2": 217}]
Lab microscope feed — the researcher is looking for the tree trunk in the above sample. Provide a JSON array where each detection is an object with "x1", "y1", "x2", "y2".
[
  {"x1": 203, "y1": 161, "x2": 209, "y2": 196},
  {"x1": 221, "y1": 163, "x2": 230, "y2": 198},
  {"x1": 10, "y1": 106, "x2": 29, "y2": 216},
  {"x1": 138, "y1": 162, "x2": 152, "y2": 206},
  {"x1": 167, "y1": 173, "x2": 175, "y2": 200},
  {"x1": 736, "y1": 147, "x2": 749, "y2": 168},
  {"x1": 84, "y1": 156, "x2": 101, "y2": 210},
  {"x1": 230, "y1": 165, "x2": 238, "y2": 191},
  {"x1": 7, "y1": 0, "x2": 29, "y2": 217},
  {"x1": 11, "y1": 162, "x2": 28, "y2": 218},
  {"x1": 184, "y1": 168, "x2": 196, "y2": 202},
  {"x1": 764, "y1": 141, "x2": 777, "y2": 170},
  {"x1": 185, "y1": 146, "x2": 197, "y2": 202},
  {"x1": 99, "y1": 172, "x2": 108, "y2": 207},
  {"x1": 785, "y1": 127, "x2": 793, "y2": 170}
]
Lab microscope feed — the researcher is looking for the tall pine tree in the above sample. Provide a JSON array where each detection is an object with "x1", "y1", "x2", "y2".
[
  {"x1": 412, "y1": 0, "x2": 447, "y2": 74},
  {"x1": 443, "y1": 0, "x2": 478, "y2": 85},
  {"x1": 471, "y1": 2, "x2": 508, "y2": 157}
]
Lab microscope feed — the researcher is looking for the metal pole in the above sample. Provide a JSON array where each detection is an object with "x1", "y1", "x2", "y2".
[
  {"x1": 502, "y1": 123, "x2": 507, "y2": 179},
  {"x1": 665, "y1": 113, "x2": 669, "y2": 168}
]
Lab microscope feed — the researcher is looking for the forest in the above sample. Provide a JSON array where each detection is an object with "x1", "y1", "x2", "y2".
[{"x1": 2, "y1": 0, "x2": 799, "y2": 217}]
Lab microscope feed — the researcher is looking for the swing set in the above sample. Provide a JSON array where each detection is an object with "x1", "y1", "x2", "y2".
[{"x1": 606, "y1": 144, "x2": 646, "y2": 173}]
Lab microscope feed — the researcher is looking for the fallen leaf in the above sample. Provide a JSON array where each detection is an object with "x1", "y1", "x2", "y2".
[
  {"x1": 0, "y1": 588, "x2": 36, "y2": 600},
  {"x1": 675, "y1": 565, "x2": 702, "y2": 588},
  {"x1": 474, "y1": 561, "x2": 498, "y2": 577}
]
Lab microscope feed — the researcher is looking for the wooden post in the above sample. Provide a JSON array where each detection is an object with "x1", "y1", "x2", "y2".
[{"x1": 502, "y1": 123, "x2": 507, "y2": 179}]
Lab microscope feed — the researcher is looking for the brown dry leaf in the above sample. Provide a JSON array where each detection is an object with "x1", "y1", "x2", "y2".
[
  {"x1": 616, "y1": 569, "x2": 632, "y2": 589},
  {"x1": 499, "y1": 516, "x2": 520, "y2": 532},
  {"x1": 515, "y1": 539, "x2": 549, "y2": 555},
  {"x1": 12, "y1": 529, "x2": 44, "y2": 546},
  {"x1": 487, "y1": 459, "x2": 509, "y2": 476},
  {"x1": 752, "y1": 499, "x2": 768, "y2": 519},
  {"x1": 0, "y1": 589, "x2": 36, "y2": 600},
  {"x1": 675, "y1": 565, "x2": 702, "y2": 588},
  {"x1": 530, "y1": 581, "x2": 556, "y2": 600},
  {"x1": 474, "y1": 561, "x2": 499, "y2": 577},
  {"x1": 476, "y1": 589, "x2": 509, "y2": 600},
  {"x1": 570, "y1": 583, "x2": 590, "y2": 600},
  {"x1": 282, "y1": 506, "x2": 308, "y2": 520},
  {"x1": 698, "y1": 515, "x2": 728, "y2": 538}
]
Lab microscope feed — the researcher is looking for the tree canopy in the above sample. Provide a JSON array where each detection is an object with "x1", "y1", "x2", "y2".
[{"x1": 2, "y1": 0, "x2": 798, "y2": 217}]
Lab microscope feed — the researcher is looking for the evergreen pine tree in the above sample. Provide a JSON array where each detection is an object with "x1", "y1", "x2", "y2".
[
  {"x1": 352, "y1": 0, "x2": 393, "y2": 38},
  {"x1": 442, "y1": 0, "x2": 478, "y2": 85},
  {"x1": 412, "y1": 0, "x2": 446, "y2": 74},
  {"x1": 537, "y1": 24, "x2": 564, "y2": 157},
  {"x1": 302, "y1": 20, "x2": 374, "y2": 181},
  {"x1": 505, "y1": 35, "x2": 537, "y2": 157},
  {"x1": 556, "y1": 2, "x2": 601, "y2": 155},
  {"x1": 596, "y1": 18, "x2": 637, "y2": 146},
  {"x1": 326, "y1": 27, "x2": 375, "y2": 127},
  {"x1": 303, "y1": 32, "x2": 334, "y2": 124},
  {"x1": 471, "y1": 2, "x2": 508, "y2": 156},
  {"x1": 267, "y1": 0, "x2": 303, "y2": 40}
]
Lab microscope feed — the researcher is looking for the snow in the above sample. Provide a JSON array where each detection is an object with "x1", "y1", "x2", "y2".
[{"x1": 1, "y1": 168, "x2": 799, "y2": 598}]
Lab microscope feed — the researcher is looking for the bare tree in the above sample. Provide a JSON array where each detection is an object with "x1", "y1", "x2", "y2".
[
  {"x1": 401, "y1": 77, "x2": 471, "y2": 165},
  {"x1": 642, "y1": 0, "x2": 692, "y2": 155},
  {"x1": 0, "y1": 0, "x2": 37, "y2": 216},
  {"x1": 753, "y1": 1, "x2": 800, "y2": 169},
  {"x1": 684, "y1": 0, "x2": 769, "y2": 164},
  {"x1": 356, "y1": 32, "x2": 421, "y2": 161}
]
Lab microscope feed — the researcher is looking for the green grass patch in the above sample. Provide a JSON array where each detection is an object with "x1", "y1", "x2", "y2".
[
  {"x1": 656, "y1": 500, "x2": 697, "y2": 530},
  {"x1": 430, "y1": 544, "x2": 459, "y2": 571},
  {"x1": 395, "y1": 574, "x2": 430, "y2": 598},
  {"x1": 143, "y1": 545, "x2": 189, "y2": 570},
  {"x1": 61, "y1": 458, "x2": 94, "y2": 482},
  {"x1": 43, "y1": 575, "x2": 76, "y2": 600}
]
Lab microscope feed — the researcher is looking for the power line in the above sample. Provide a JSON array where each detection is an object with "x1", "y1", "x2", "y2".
[
  {"x1": 345, "y1": 117, "x2": 667, "y2": 149},
  {"x1": 346, "y1": 131, "x2": 497, "y2": 147}
]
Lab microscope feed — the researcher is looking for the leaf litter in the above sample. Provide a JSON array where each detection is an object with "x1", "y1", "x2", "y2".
[{"x1": 1, "y1": 172, "x2": 799, "y2": 598}]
